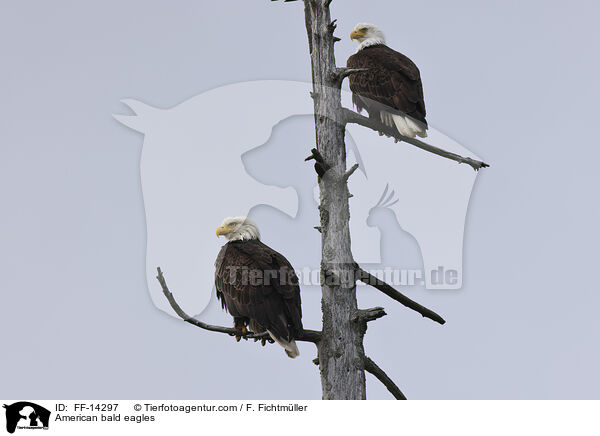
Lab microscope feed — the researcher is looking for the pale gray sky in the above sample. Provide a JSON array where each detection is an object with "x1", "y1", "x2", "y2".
[{"x1": 1, "y1": 0, "x2": 599, "y2": 399}]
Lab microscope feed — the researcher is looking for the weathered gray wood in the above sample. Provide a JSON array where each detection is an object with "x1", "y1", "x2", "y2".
[{"x1": 302, "y1": 0, "x2": 367, "y2": 400}]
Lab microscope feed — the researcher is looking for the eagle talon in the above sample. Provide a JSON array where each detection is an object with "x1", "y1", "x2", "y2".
[{"x1": 233, "y1": 325, "x2": 247, "y2": 342}]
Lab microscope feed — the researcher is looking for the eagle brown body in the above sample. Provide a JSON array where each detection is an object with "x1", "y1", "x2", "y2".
[
  {"x1": 214, "y1": 238, "x2": 303, "y2": 357},
  {"x1": 347, "y1": 42, "x2": 428, "y2": 137}
]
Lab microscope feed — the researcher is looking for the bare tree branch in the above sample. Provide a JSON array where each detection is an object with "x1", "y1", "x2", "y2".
[
  {"x1": 329, "y1": 67, "x2": 371, "y2": 84},
  {"x1": 342, "y1": 108, "x2": 489, "y2": 171},
  {"x1": 355, "y1": 265, "x2": 446, "y2": 325},
  {"x1": 351, "y1": 307, "x2": 387, "y2": 324},
  {"x1": 364, "y1": 356, "x2": 407, "y2": 400},
  {"x1": 157, "y1": 267, "x2": 322, "y2": 344},
  {"x1": 343, "y1": 163, "x2": 360, "y2": 181}
]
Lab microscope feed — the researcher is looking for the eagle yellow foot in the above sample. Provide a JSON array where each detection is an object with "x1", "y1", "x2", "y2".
[
  {"x1": 378, "y1": 131, "x2": 384, "y2": 136},
  {"x1": 233, "y1": 324, "x2": 248, "y2": 342}
]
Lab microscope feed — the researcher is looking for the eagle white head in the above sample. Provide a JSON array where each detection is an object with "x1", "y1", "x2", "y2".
[
  {"x1": 216, "y1": 216, "x2": 260, "y2": 241},
  {"x1": 350, "y1": 23, "x2": 386, "y2": 51}
]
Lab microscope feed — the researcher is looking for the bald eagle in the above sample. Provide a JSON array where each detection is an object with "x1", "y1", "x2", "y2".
[
  {"x1": 215, "y1": 217, "x2": 303, "y2": 358},
  {"x1": 347, "y1": 23, "x2": 428, "y2": 138}
]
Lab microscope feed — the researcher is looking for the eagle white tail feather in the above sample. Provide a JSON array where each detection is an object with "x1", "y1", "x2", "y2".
[
  {"x1": 392, "y1": 113, "x2": 410, "y2": 135},
  {"x1": 380, "y1": 111, "x2": 394, "y2": 128},
  {"x1": 380, "y1": 111, "x2": 427, "y2": 138},
  {"x1": 267, "y1": 330, "x2": 300, "y2": 358},
  {"x1": 390, "y1": 112, "x2": 427, "y2": 138},
  {"x1": 405, "y1": 116, "x2": 428, "y2": 138}
]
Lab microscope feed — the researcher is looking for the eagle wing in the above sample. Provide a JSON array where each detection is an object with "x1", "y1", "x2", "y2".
[
  {"x1": 215, "y1": 240, "x2": 303, "y2": 342},
  {"x1": 347, "y1": 45, "x2": 427, "y2": 125}
]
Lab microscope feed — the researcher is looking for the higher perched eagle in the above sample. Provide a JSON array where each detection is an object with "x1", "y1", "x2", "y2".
[
  {"x1": 215, "y1": 217, "x2": 303, "y2": 358},
  {"x1": 347, "y1": 23, "x2": 428, "y2": 138}
]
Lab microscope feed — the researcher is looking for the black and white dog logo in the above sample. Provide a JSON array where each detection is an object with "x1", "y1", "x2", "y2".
[{"x1": 3, "y1": 402, "x2": 50, "y2": 434}]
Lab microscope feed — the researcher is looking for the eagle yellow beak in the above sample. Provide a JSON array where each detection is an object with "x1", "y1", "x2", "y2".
[
  {"x1": 350, "y1": 29, "x2": 365, "y2": 40},
  {"x1": 216, "y1": 225, "x2": 230, "y2": 237}
]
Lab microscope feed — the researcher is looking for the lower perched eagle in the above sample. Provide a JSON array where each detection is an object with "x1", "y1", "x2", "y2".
[
  {"x1": 347, "y1": 23, "x2": 428, "y2": 138},
  {"x1": 215, "y1": 217, "x2": 303, "y2": 358}
]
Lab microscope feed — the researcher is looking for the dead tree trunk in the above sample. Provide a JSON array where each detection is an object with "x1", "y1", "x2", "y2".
[{"x1": 303, "y1": 0, "x2": 366, "y2": 400}]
